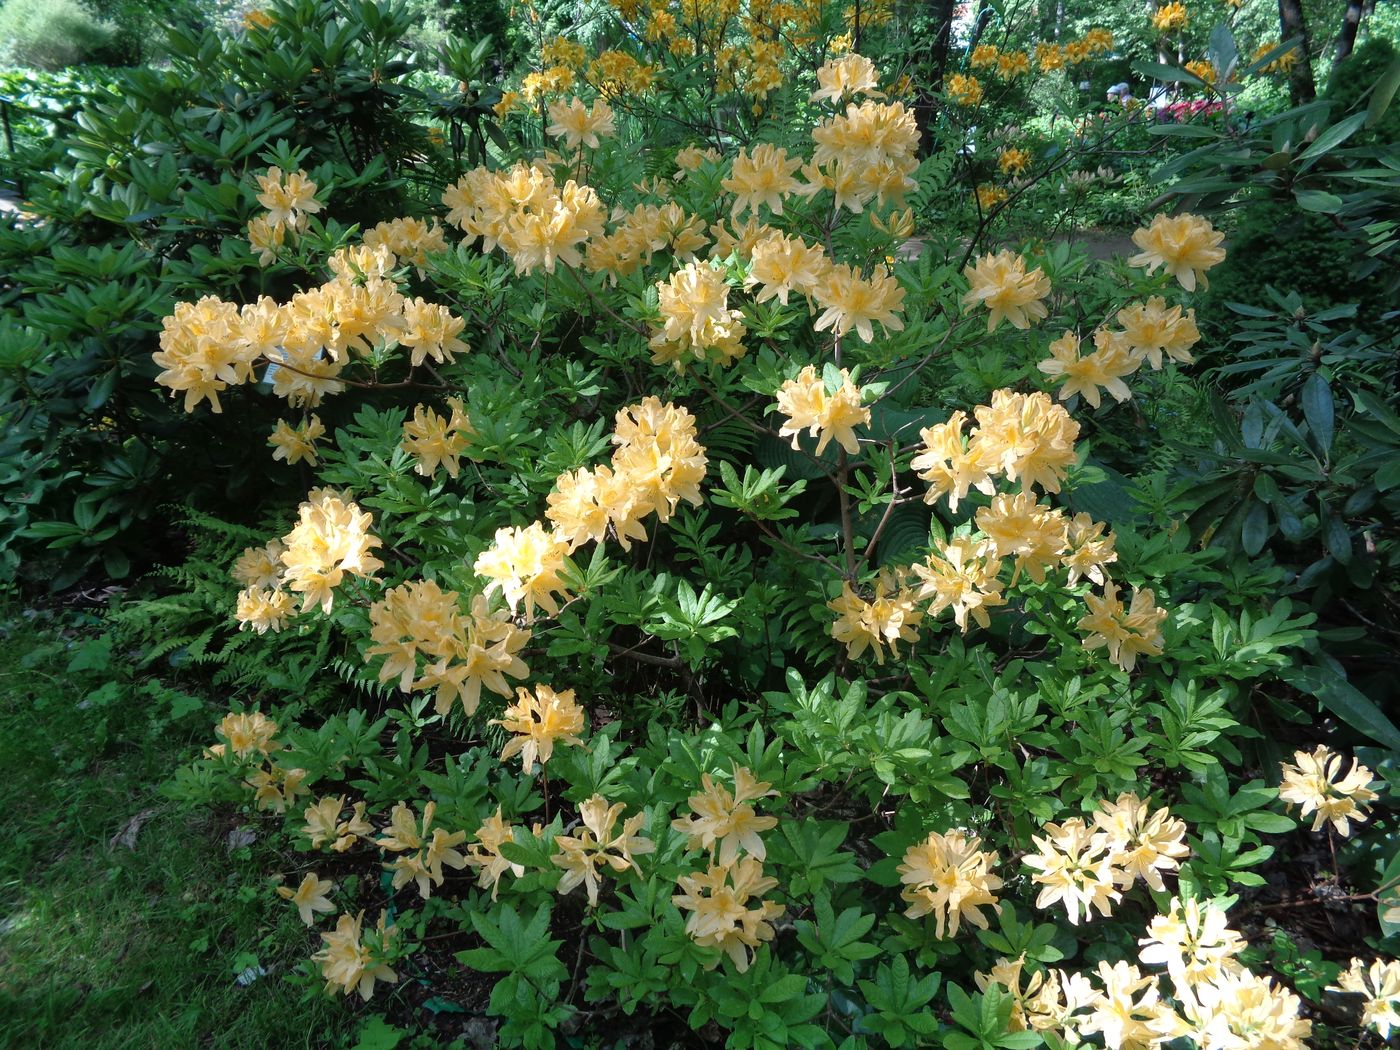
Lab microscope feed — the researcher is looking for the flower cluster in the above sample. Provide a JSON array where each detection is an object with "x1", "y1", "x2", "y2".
[
  {"x1": 897, "y1": 829, "x2": 1003, "y2": 938},
  {"x1": 490, "y1": 684, "x2": 587, "y2": 772},
  {"x1": 377, "y1": 800, "x2": 468, "y2": 899},
  {"x1": 774, "y1": 364, "x2": 870, "y2": 456},
  {"x1": 269, "y1": 415, "x2": 325, "y2": 465},
  {"x1": 1024, "y1": 793, "x2": 1187, "y2": 924},
  {"x1": 962, "y1": 251, "x2": 1052, "y2": 331},
  {"x1": 248, "y1": 166, "x2": 322, "y2": 263},
  {"x1": 551, "y1": 794, "x2": 654, "y2": 906},
  {"x1": 1278, "y1": 745, "x2": 1378, "y2": 835},
  {"x1": 303, "y1": 795, "x2": 374, "y2": 852},
  {"x1": 1128, "y1": 213, "x2": 1227, "y2": 293},
  {"x1": 401, "y1": 398, "x2": 475, "y2": 478},
  {"x1": 312, "y1": 911, "x2": 398, "y2": 1001},
  {"x1": 672, "y1": 767, "x2": 785, "y2": 971},
  {"x1": 1332, "y1": 958, "x2": 1400, "y2": 1038},
  {"x1": 367, "y1": 583, "x2": 530, "y2": 716}
]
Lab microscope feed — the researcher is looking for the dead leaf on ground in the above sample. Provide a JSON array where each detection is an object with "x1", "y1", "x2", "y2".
[{"x1": 109, "y1": 807, "x2": 158, "y2": 851}]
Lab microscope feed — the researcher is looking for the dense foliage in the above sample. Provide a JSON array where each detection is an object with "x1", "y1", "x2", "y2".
[{"x1": 3, "y1": 0, "x2": 1400, "y2": 1047}]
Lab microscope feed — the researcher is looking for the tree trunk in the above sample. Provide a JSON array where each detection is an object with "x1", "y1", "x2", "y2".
[
  {"x1": 1277, "y1": 0, "x2": 1317, "y2": 104},
  {"x1": 1334, "y1": 0, "x2": 1365, "y2": 63},
  {"x1": 914, "y1": 0, "x2": 959, "y2": 155}
]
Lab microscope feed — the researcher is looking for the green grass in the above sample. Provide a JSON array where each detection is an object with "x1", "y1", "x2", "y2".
[{"x1": 0, "y1": 607, "x2": 354, "y2": 1049}]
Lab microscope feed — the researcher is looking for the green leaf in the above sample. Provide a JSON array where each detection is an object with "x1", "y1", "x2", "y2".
[
  {"x1": 1293, "y1": 189, "x2": 1342, "y2": 213},
  {"x1": 1300, "y1": 373, "x2": 1334, "y2": 454},
  {"x1": 1367, "y1": 57, "x2": 1400, "y2": 129},
  {"x1": 1278, "y1": 665, "x2": 1400, "y2": 752}
]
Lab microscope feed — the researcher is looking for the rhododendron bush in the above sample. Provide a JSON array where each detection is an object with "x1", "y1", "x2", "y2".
[{"x1": 140, "y1": 12, "x2": 1400, "y2": 1049}]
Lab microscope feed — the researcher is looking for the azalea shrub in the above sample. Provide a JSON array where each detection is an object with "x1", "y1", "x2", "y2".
[{"x1": 95, "y1": 4, "x2": 1400, "y2": 1049}]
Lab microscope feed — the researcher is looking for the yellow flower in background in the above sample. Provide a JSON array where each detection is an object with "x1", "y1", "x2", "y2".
[
  {"x1": 674, "y1": 144, "x2": 722, "y2": 175},
  {"x1": 245, "y1": 761, "x2": 308, "y2": 813},
  {"x1": 278, "y1": 872, "x2": 335, "y2": 926},
  {"x1": 545, "y1": 96, "x2": 617, "y2": 150},
  {"x1": 774, "y1": 364, "x2": 870, "y2": 456},
  {"x1": 1139, "y1": 897, "x2": 1246, "y2": 990},
  {"x1": 1077, "y1": 583, "x2": 1167, "y2": 672},
  {"x1": 1093, "y1": 793, "x2": 1189, "y2": 891},
  {"x1": 746, "y1": 230, "x2": 830, "y2": 306},
  {"x1": 975, "y1": 493, "x2": 1070, "y2": 585},
  {"x1": 304, "y1": 795, "x2": 372, "y2": 851},
  {"x1": 550, "y1": 793, "x2": 654, "y2": 906},
  {"x1": 234, "y1": 586, "x2": 296, "y2": 634},
  {"x1": 812, "y1": 263, "x2": 906, "y2": 344},
  {"x1": 254, "y1": 166, "x2": 322, "y2": 231},
  {"x1": 975, "y1": 184, "x2": 1009, "y2": 210},
  {"x1": 493, "y1": 90, "x2": 523, "y2": 117},
  {"x1": 828, "y1": 571, "x2": 924, "y2": 664},
  {"x1": 474, "y1": 521, "x2": 571, "y2": 620},
  {"x1": 1332, "y1": 958, "x2": 1400, "y2": 1038},
  {"x1": 969, "y1": 44, "x2": 1000, "y2": 69},
  {"x1": 1129, "y1": 213, "x2": 1226, "y2": 292},
  {"x1": 998, "y1": 147, "x2": 1032, "y2": 175},
  {"x1": 247, "y1": 214, "x2": 285, "y2": 266},
  {"x1": 268, "y1": 415, "x2": 325, "y2": 465},
  {"x1": 672, "y1": 857, "x2": 785, "y2": 972},
  {"x1": 912, "y1": 536, "x2": 1007, "y2": 632},
  {"x1": 1080, "y1": 961, "x2": 1162, "y2": 1050},
  {"x1": 972, "y1": 389, "x2": 1081, "y2": 494},
  {"x1": 492, "y1": 684, "x2": 586, "y2": 771},
  {"x1": 232, "y1": 539, "x2": 282, "y2": 590},
  {"x1": 897, "y1": 829, "x2": 1003, "y2": 937},
  {"x1": 671, "y1": 766, "x2": 778, "y2": 864},
  {"x1": 215, "y1": 710, "x2": 280, "y2": 760},
  {"x1": 1036, "y1": 43, "x2": 1066, "y2": 72},
  {"x1": 1164, "y1": 969, "x2": 1310, "y2": 1050},
  {"x1": 464, "y1": 807, "x2": 527, "y2": 900},
  {"x1": 1024, "y1": 817, "x2": 1122, "y2": 924},
  {"x1": 722, "y1": 143, "x2": 803, "y2": 219},
  {"x1": 397, "y1": 298, "x2": 468, "y2": 367},
  {"x1": 962, "y1": 250, "x2": 1052, "y2": 331},
  {"x1": 997, "y1": 51, "x2": 1031, "y2": 78},
  {"x1": 1252, "y1": 40, "x2": 1299, "y2": 73},
  {"x1": 377, "y1": 800, "x2": 467, "y2": 899},
  {"x1": 1151, "y1": 1, "x2": 1189, "y2": 32},
  {"x1": 278, "y1": 488, "x2": 383, "y2": 614},
  {"x1": 946, "y1": 73, "x2": 984, "y2": 106},
  {"x1": 1063, "y1": 512, "x2": 1118, "y2": 588},
  {"x1": 1117, "y1": 297, "x2": 1201, "y2": 369},
  {"x1": 313, "y1": 911, "x2": 398, "y2": 1001},
  {"x1": 809, "y1": 52, "x2": 884, "y2": 103},
  {"x1": 1083, "y1": 27, "x2": 1115, "y2": 52},
  {"x1": 401, "y1": 399, "x2": 474, "y2": 478},
  {"x1": 1278, "y1": 745, "x2": 1378, "y2": 835},
  {"x1": 1038, "y1": 329, "x2": 1140, "y2": 408},
  {"x1": 650, "y1": 260, "x2": 748, "y2": 369}
]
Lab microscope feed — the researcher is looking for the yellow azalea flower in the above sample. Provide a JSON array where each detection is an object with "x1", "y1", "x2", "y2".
[
  {"x1": 812, "y1": 263, "x2": 906, "y2": 344},
  {"x1": 1077, "y1": 583, "x2": 1167, "y2": 672},
  {"x1": 1159, "y1": 968, "x2": 1310, "y2": 1050},
  {"x1": 152, "y1": 295, "x2": 264, "y2": 414},
  {"x1": 1128, "y1": 213, "x2": 1226, "y2": 292},
  {"x1": 1278, "y1": 745, "x2": 1378, "y2": 836},
  {"x1": 377, "y1": 800, "x2": 467, "y2": 900},
  {"x1": 722, "y1": 143, "x2": 803, "y2": 219},
  {"x1": 997, "y1": 51, "x2": 1031, "y2": 78},
  {"x1": 946, "y1": 73, "x2": 984, "y2": 106},
  {"x1": 975, "y1": 183, "x2": 1009, "y2": 210},
  {"x1": 245, "y1": 761, "x2": 308, "y2": 813},
  {"x1": 1062, "y1": 512, "x2": 1118, "y2": 588},
  {"x1": 998, "y1": 147, "x2": 1032, "y2": 175},
  {"x1": 1084, "y1": 27, "x2": 1115, "y2": 52},
  {"x1": 550, "y1": 793, "x2": 654, "y2": 906},
  {"x1": 545, "y1": 96, "x2": 617, "y2": 150},
  {"x1": 897, "y1": 829, "x2": 1003, "y2": 938},
  {"x1": 970, "y1": 44, "x2": 1000, "y2": 69},
  {"x1": 396, "y1": 297, "x2": 467, "y2": 366},
  {"x1": 1036, "y1": 43, "x2": 1066, "y2": 72},
  {"x1": 1024, "y1": 818, "x2": 1122, "y2": 924},
  {"x1": 806, "y1": 100, "x2": 920, "y2": 213},
  {"x1": 775, "y1": 364, "x2": 870, "y2": 456},
  {"x1": 1152, "y1": 1, "x2": 1189, "y2": 32},
  {"x1": 491, "y1": 684, "x2": 586, "y2": 771},
  {"x1": 1038, "y1": 329, "x2": 1141, "y2": 408},
  {"x1": 1081, "y1": 961, "x2": 1163, "y2": 1050},
  {"x1": 972, "y1": 389, "x2": 1080, "y2": 494},
  {"x1": 674, "y1": 145, "x2": 722, "y2": 175},
  {"x1": 401, "y1": 399, "x2": 474, "y2": 478},
  {"x1": 465, "y1": 807, "x2": 527, "y2": 900},
  {"x1": 650, "y1": 260, "x2": 748, "y2": 369},
  {"x1": 975, "y1": 493, "x2": 1070, "y2": 585},
  {"x1": 493, "y1": 90, "x2": 522, "y2": 117},
  {"x1": 609, "y1": 397, "x2": 708, "y2": 525},
  {"x1": 1116, "y1": 297, "x2": 1200, "y2": 369},
  {"x1": 828, "y1": 570, "x2": 924, "y2": 664},
  {"x1": 1093, "y1": 792, "x2": 1189, "y2": 891},
  {"x1": 362, "y1": 216, "x2": 447, "y2": 277},
  {"x1": 232, "y1": 539, "x2": 284, "y2": 590},
  {"x1": 277, "y1": 872, "x2": 336, "y2": 926},
  {"x1": 671, "y1": 765, "x2": 779, "y2": 865},
  {"x1": 304, "y1": 795, "x2": 372, "y2": 851},
  {"x1": 1139, "y1": 897, "x2": 1246, "y2": 990},
  {"x1": 1253, "y1": 40, "x2": 1299, "y2": 74},
  {"x1": 962, "y1": 250, "x2": 1052, "y2": 332},
  {"x1": 234, "y1": 587, "x2": 296, "y2": 634},
  {"x1": 278, "y1": 488, "x2": 383, "y2": 614},
  {"x1": 312, "y1": 910, "x2": 398, "y2": 1001},
  {"x1": 672, "y1": 857, "x2": 785, "y2": 972},
  {"x1": 268, "y1": 415, "x2": 325, "y2": 466},
  {"x1": 215, "y1": 710, "x2": 280, "y2": 759},
  {"x1": 746, "y1": 230, "x2": 830, "y2": 306},
  {"x1": 978, "y1": 956, "x2": 1087, "y2": 1034},
  {"x1": 254, "y1": 166, "x2": 323, "y2": 232},
  {"x1": 1332, "y1": 958, "x2": 1400, "y2": 1038},
  {"x1": 911, "y1": 410, "x2": 997, "y2": 511},
  {"x1": 809, "y1": 52, "x2": 884, "y2": 103},
  {"x1": 247, "y1": 214, "x2": 285, "y2": 266},
  {"x1": 474, "y1": 521, "x2": 571, "y2": 620},
  {"x1": 912, "y1": 536, "x2": 1007, "y2": 632}
]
